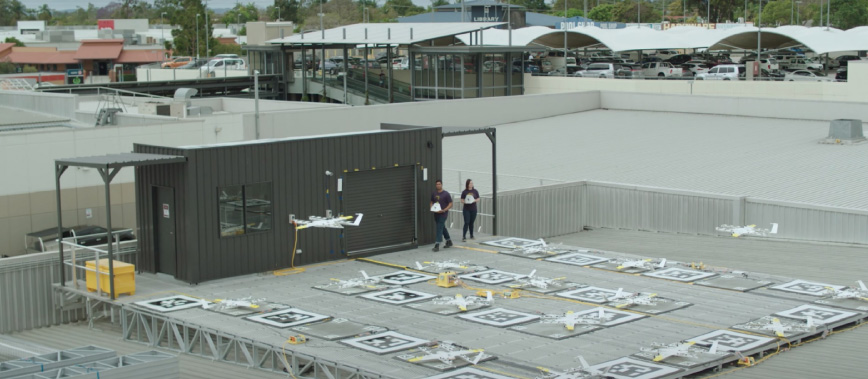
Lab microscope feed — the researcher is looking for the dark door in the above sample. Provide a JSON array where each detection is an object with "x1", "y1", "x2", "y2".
[
  {"x1": 97, "y1": 61, "x2": 108, "y2": 75},
  {"x1": 344, "y1": 166, "x2": 416, "y2": 255},
  {"x1": 154, "y1": 186, "x2": 176, "y2": 276}
]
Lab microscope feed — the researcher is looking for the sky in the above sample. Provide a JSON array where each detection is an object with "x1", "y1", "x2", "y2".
[{"x1": 32, "y1": 0, "x2": 442, "y2": 12}]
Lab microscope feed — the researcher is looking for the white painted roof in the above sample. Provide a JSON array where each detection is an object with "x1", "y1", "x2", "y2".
[
  {"x1": 456, "y1": 24, "x2": 868, "y2": 54},
  {"x1": 267, "y1": 22, "x2": 505, "y2": 45}
]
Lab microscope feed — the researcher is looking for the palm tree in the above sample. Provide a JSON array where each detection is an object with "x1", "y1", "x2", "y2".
[
  {"x1": 9, "y1": 0, "x2": 29, "y2": 23},
  {"x1": 37, "y1": 4, "x2": 52, "y2": 23}
]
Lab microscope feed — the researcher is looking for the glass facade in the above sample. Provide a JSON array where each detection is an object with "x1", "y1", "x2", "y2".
[
  {"x1": 411, "y1": 51, "x2": 524, "y2": 101},
  {"x1": 218, "y1": 183, "x2": 273, "y2": 237}
]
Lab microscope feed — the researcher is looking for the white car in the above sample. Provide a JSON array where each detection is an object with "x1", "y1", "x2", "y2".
[
  {"x1": 654, "y1": 50, "x2": 679, "y2": 60},
  {"x1": 784, "y1": 70, "x2": 833, "y2": 82},
  {"x1": 201, "y1": 58, "x2": 246, "y2": 74},
  {"x1": 682, "y1": 62, "x2": 710, "y2": 76},
  {"x1": 759, "y1": 58, "x2": 779, "y2": 72},
  {"x1": 575, "y1": 63, "x2": 617, "y2": 78},
  {"x1": 785, "y1": 58, "x2": 823, "y2": 71},
  {"x1": 695, "y1": 64, "x2": 739, "y2": 80}
]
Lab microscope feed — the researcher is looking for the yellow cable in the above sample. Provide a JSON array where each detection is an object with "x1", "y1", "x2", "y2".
[
  {"x1": 281, "y1": 339, "x2": 299, "y2": 379},
  {"x1": 274, "y1": 222, "x2": 305, "y2": 276}
]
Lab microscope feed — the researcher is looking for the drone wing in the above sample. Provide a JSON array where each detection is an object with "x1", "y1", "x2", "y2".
[
  {"x1": 771, "y1": 317, "x2": 786, "y2": 337},
  {"x1": 708, "y1": 340, "x2": 719, "y2": 354},
  {"x1": 858, "y1": 280, "x2": 868, "y2": 292},
  {"x1": 769, "y1": 223, "x2": 778, "y2": 234}
]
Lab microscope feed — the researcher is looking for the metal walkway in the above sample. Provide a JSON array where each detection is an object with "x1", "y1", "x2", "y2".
[{"x1": 36, "y1": 74, "x2": 283, "y2": 99}]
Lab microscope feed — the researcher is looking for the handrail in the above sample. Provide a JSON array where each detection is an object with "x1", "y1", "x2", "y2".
[{"x1": 40, "y1": 86, "x2": 172, "y2": 100}]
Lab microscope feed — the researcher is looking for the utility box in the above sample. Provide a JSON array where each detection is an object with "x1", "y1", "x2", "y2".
[
  {"x1": 822, "y1": 119, "x2": 866, "y2": 144},
  {"x1": 86, "y1": 259, "x2": 136, "y2": 298}
]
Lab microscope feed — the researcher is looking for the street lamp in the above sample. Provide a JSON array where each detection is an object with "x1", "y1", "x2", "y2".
[
  {"x1": 160, "y1": 12, "x2": 166, "y2": 63},
  {"x1": 790, "y1": 0, "x2": 794, "y2": 25},
  {"x1": 196, "y1": 14, "x2": 200, "y2": 59},
  {"x1": 757, "y1": 0, "x2": 763, "y2": 80},
  {"x1": 205, "y1": 1, "x2": 210, "y2": 59},
  {"x1": 637, "y1": 0, "x2": 640, "y2": 28},
  {"x1": 796, "y1": 1, "x2": 801, "y2": 25}
]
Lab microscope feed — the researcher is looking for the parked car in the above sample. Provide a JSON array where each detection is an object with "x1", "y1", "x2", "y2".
[
  {"x1": 176, "y1": 58, "x2": 210, "y2": 70},
  {"x1": 783, "y1": 58, "x2": 823, "y2": 71},
  {"x1": 641, "y1": 61, "x2": 682, "y2": 78},
  {"x1": 835, "y1": 55, "x2": 863, "y2": 68},
  {"x1": 666, "y1": 54, "x2": 693, "y2": 65},
  {"x1": 392, "y1": 56, "x2": 409, "y2": 70},
  {"x1": 836, "y1": 67, "x2": 848, "y2": 81},
  {"x1": 654, "y1": 50, "x2": 680, "y2": 60},
  {"x1": 512, "y1": 60, "x2": 540, "y2": 73},
  {"x1": 213, "y1": 54, "x2": 240, "y2": 59},
  {"x1": 682, "y1": 62, "x2": 710, "y2": 77},
  {"x1": 482, "y1": 60, "x2": 505, "y2": 73},
  {"x1": 784, "y1": 70, "x2": 833, "y2": 82},
  {"x1": 201, "y1": 58, "x2": 246, "y2": 74},
  {"x1": 161, "y1": 56, "x2": 192, "y2": 69},
  {"x1": 575, "y1": 63, "x2": 636, "y2": 79},
  {"x1": 695, "y1": 64, "x2": 739, "y2": 80}
]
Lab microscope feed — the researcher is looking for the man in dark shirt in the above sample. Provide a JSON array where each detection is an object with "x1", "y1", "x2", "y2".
[{"x1": 430, "y1": 179, "x2": 453, "y2": 252}]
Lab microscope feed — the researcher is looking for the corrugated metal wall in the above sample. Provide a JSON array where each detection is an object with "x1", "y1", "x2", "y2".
[
  {"x1": 490, "y1": 181, "x2": 868, "y2": 245},
  {"x1": 0, "y1": 250, "x2": 135, "y2": 334},
  {"x1": 135, "y1": 128, "x2": 441, "y2": 284},
  {"x1": 746, "y1": 199, "x2": 868, "y2": 244}
]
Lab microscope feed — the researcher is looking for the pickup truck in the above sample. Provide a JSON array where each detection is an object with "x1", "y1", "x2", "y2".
[{"x1": 641, "y1": 62, "x2": 683, "y2": 78}]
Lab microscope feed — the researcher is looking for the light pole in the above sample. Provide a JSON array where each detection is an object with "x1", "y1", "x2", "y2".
[
  {"x1": 160, "y1": 12, "x2": 166, "y2": 63},
  {"x1": 637, "y1": 0, "x2": 640, "y2": 28},
  {"x1": 826, "y1": 0, "x2": 830, "y2": 30},
  {"x1": 745, "y1": 0, "x2": 747, "y2": 24},
  {"x1": 319, "y1": 0, "x2": 324, "y2": 35},
  {"x1": 204, "y1": 1, "x2": 209, "y2": 59},
  {"x1": 707, "y1": 0, "x2": 710, "y2": 27},
  {"x1": 254, "y1": 70, "x2": 260, "y2": 139},
  {"x1": 196, "y1": 14, "x2": 200, "y2": 59},
  {"x1": 662, "y1": 0, "x2": 665, "y2": 26},
  {"x1": 757, "y1": 0, "x2": 763, "y2": 80},
  {"x1": 796, "y1": 1, "x2": 801, "y2": 24},
  {"x1": 790, "y1": 0, "x2": 794, "y2": 24}
]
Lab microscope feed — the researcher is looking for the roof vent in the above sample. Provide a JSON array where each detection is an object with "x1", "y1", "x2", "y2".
[{"x1": 821, "y1": 119, "x2": 865, "y2": 144}]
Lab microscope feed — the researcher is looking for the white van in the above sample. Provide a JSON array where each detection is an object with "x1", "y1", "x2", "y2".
[{"x1": 695, "y1": 64, "x2": 740, "y2": 80}]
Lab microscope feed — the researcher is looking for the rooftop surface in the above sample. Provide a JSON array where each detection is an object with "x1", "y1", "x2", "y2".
[
  {"x1": 442, "y1": 108, "x2": 868, "y2": 210},
  {"x1": 24, "y1": 229, "x2": 868, "y2": 379}
]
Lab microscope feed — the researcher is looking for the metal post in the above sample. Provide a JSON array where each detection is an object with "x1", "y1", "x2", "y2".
[
  {"x1": 302, "y1": 48, "x2": 307, "y2": 100},
  {"x1": 319, "y1": 0, "x2": 324, "y2": 38},
  {"x1": 745, "y1": 0, "x2": 747, "y2": 24},
  {"x1": 791, "y1": 0, "x2": 794, "y2": 24},
  {"x1": 486, "y1": 130, "x2": 497, "y2": 235},
  {"x1": 508, "y1": 0, "x2": 512, "y2": 46},
  {"x1": 160, "y1": 12, "x2": 166, "y2": 55},
  {"x1": 461, "y1": 0, "x2": 465, "y2": 22},
  {"x1": 100, "y1": 168, "x2": 116, "y2": 300},
  {"x1": 707, "y1": 0, "x2": 710, "y2": 26},
  {"x1": 584, "y1": 0, "x2": 588, "y2": 27},
  {"x1": 387, "y1": 47, "x2": 393, "y2": 103},
  {"x1": 820, "y1": 0, "x2": 823, "y2": 27},
  {"x1": 205, "y1": 1, "x2": 209, "y2": 58},
  {"x1": 56, "y1": 164, "x2": 66, "y2": 286},
  {"x1": 758, "y1": 0, "x2": 762, "y2": 80},
  {"x1": 826, "y1": 0, "x2": 830, "y2": 30},
  {"x1": 343, "y1": 45, "x2": 348, "y2": 104},
  {"x1": 638, "y1": 0, "x2": 641, "y2": 28},
  {"x1": 254, "y1": 70, "x2": 260, "y2": 138},
  {"x1": 797, "y1": 1, "x2": 801, "y2": 24},
  {"x1": 196, "y1": 14, "x2": 200, "y2": 59},
  {"x1": 364, "y1": 44, "x2": 368, "y2": 101}
]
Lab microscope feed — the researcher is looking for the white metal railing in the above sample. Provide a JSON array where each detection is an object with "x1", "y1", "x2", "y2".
[{"x1": 57, "y1": 229, "x2": 134, "y2": 298}]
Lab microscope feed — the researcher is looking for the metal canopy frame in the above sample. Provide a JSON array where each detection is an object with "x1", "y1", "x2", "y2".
[
  {"x1": 380, "y1": 124, "x2": 497, "y2": 235},
  {"x1": 54, "y1": 153, "x2": 186, "y2": 299}
]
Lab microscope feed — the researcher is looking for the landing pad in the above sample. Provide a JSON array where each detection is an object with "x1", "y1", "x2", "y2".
[
  {"x1": 312, "y1": 283, "x2": 392, "y2": 296},
  {"x1": 591, "y1": 261, "x2": 651, "y2": 274},
  {"x1": 642, "y1": 267, "x2": 717, "y2": 282},
  {"x1": 394, "y1": 344, "x2": 496, "y2": 371},
  {"x1": 620, "y1": 297, "x2": 692, "y2": 315},
  {"x1": 695, "y1": 275, "x2": 773, "y2": 292},
  {"x1": 731, "y1": 315, "x2": 814, "y2": 338},
  {"x1": 814, "y1": 297, "x2": 868, "y2": 312},
  {"x1": 481, "y1": 237, "x2": 543, "y2": 249},
  {"x1": 769, "y1": 280, "x2": 845, "y2": 296},
  {"x1": 502, "y1": 280, "x2": 583, "y2": 295},
  {"x1": 633, "y1": 346, "x2": 730, "y2": 369},
  {"x1": 545, "y1": 252, "x2": 610, "y2": 267},
  {"x1": 421, "y1": 367, "x2": 515, "y2": 379},
  {"x1": 291, "y1": 318, "x2": 388, "y2": 341},
  {"x1": 589, "y1": 357, "x2": 682, "y2": 379},
  {"x1": 508, "y1": 321, "x2": 602, "y2": 340},
  {"x1": 405, "y1": 298, "x2": 491, "y2": 315},
  {"x1": 774, "y1": 304, "x2": 862, "y2": 326},
  {"x1": 498, "y1": 247, "x2": 568, "y2": 259},
  {"x1": 687, "y1": 330, "x2": 776, "y2": 352},
  {"x1": 457, "y1": 308, "x2": 539, "y2": 327},
  {"x1": 340, "y1": 331, "x2": 429, "y2": 355},
  {"x1": 204, "y1": 303, "x2": 265, "y2": 317}
]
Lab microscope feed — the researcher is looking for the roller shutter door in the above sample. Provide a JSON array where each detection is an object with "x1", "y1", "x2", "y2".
[{"x1": 344, "y1": 166, "x2": 416, "y2": 255}]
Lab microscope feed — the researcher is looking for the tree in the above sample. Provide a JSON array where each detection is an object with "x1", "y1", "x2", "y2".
[
  {"x1": 512, "y1": 0, "x2": 548, "y2": 13},
  {"x1": 588, "y1": 3, "x2": 618, "y2": 22},
  {"x1": 268, "y1": 0, "x2": 300, "y2": 22},
  {"x1": 431, "y1": 0, "x2": 449, "y2": 7},
  {"x1": 4, "y1": 36, "x2": 24, "y2": 46},
  {"x1": 382, "y1": 0, "x2": 424, "y2": 17},
  {"x1": 222, "y1": 2, "x2": 261, "y2": 24},
  {"x1": 759, "y1": 0, "x2": 793, "y2": 26},
  {"x1": 167, "y1": 0, "x2": 216, "y2": 58},
  {"x1": 37, "y1": 4, "x2": 51, "y2": 23},
  {"x1": 829, "y1": 0, "x2": 868, "y2": 30}
]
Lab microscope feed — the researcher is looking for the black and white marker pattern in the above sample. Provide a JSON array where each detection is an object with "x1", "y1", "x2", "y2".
[
  {"x1": 135, "y1": 295, "x2": 209, "y2": 312},
  {"x1": 458, "y1": 308, "x2": 539, "y2": 327},
  {"x1": 341, "y1": 331, "x2": 429, "y2": 354},
  {"x1": 359, "y1": 288, "x2": 437, "y2": 305},
  {"x1": 246, "y1": 308, "x2": 329, "y2": 328}
]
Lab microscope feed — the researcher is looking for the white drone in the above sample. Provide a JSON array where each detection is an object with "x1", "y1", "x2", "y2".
[
  {"x1": 512, "y1": 239, "x2": 559, "y2": 256},
  {"x1": 716, "y1": 223, "x2": 778, "y2": 237},
  {"x1": 642, "y1": 341, "x2": 725, "y2": 362},
  {"x1": 741, "y1": 316, "x2": 817, "y2": 337},
  {"x1": 824, "y1": 280, "x2": 868, "y2": 301},
  {"x1": 510, "y1": 270, "x2": 565, "y2": 290},
  {"x1": 415, "y1": 260, "x2": 486, "y2": 272},
  {"x1": 610, "y1": 292, "x2": 658, "y2": 308},
  {"x1": 408, "y1": 343, "x2": 485, "y2": 366},
  {"x1": 539, "y1": 311, "x2": 602, "y2": 331},
  {"x1": 327, "y1": 270, "x2": 385, "y2": 289},
  {"x1": 432, "y1": 292, "x2": 493, "y2": 311},
  {"x1": 616, "y1": 258, "x2": 666, "y2": 270},
  {"x1": 294, "y1": 213, "x2": 363, "y2": 230},
  {"x1": 202, "y1": 297, "x2": 265, "y2": 311},
  {"x1": 536, "y1": 356, "x2": 610, "y2": 379}
]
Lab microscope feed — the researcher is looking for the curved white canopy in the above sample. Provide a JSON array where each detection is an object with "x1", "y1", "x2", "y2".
[{"x1": 457, "y1": 25, "x2": 868, "y2": 54}]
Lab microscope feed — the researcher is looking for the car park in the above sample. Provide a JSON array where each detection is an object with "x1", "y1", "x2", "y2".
[
  {"x1": 784, "y1": 70, "x2": 833, "y2": 82},
  {"x1": 695, "y1": 64, "x2": 739, "y2": 80},
  {"x1": 641, "y1": 61, "x2": 682, "y2": 78},
  {"x1": 161, "y1": 56, "x2": 192, "y2": 69},
  {"x1": 575, "y1": 63, "x2": 636, "y2": 79}
]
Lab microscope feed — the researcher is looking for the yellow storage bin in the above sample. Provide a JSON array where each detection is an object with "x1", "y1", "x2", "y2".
[{"x1": 86, "y1": 259, "x2": 135, "y2": 298}]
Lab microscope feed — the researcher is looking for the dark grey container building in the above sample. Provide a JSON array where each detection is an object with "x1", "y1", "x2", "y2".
[{"x1": 133, "y1": 128, "x2": 442, "y2": 284}]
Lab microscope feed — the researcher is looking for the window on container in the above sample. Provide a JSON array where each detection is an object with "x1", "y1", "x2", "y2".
[{"x1": 218, "y1": 183, "x2": 272, "y2": 237}]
